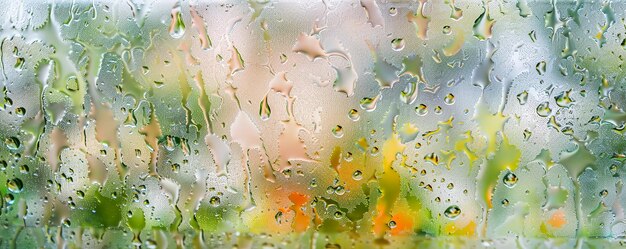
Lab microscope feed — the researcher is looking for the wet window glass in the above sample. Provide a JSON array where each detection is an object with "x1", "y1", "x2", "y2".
[{"x1": 1, "y1": 0, "x2": 626, "y2": 247}]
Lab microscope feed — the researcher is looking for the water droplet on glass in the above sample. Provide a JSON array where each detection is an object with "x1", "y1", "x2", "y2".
[
  {"x1": 434, "y1": 106, "x2": 443, "y2": 115},
  {"x1": 523, "y1": 129, "x2": 532, "y2": 140},
  {"x1": 444, "y1": 205, "x2": 461, "y2": 219},
  {"x1": 15, "y1": 107, "x2": 25, "y2": 117},
  {"x1": 353, "y1": 170, "x2": 363, "y2": 180},
  {"x1": 19, "y1": 165, "x2": 28, "y2": 173},
  {"x1": 348, "y1": 109, "x2": 360, "y2": 121},
  {"x1": 334, "y1": 186, "x2": 345, "y2": 195},
  {"x1": 334, "y1": 211, "x2": 343, "y2": 219},
  {"x1": 555, "y1": 89, "x2": 574, "y2": 107},
  {"x1": 503, "y1": 172, "x2": 518, "y2": 188},
  {"x1": 388, "y1": 220, "x2": 397, "y2": 228},
  {"x1": 209, "y1": 196, "x2": 221, "y2": 207},
  {"x1": 5, "y1": 137, "x2": 20, "y2": 150},
  {"x1": 517, "y1": 91, "x2": 528, "y2": 105},
  {"x1": 332, "y1": 125, "x2": 344, "y2": 138},
  {"x1": 415, "y1": 104, "x2": 428, "y2": 116},
  {"x1": 536, "y1": 102, "x2": 552, "y2": 117},
  {"x1": 389, "y1": 7, "x2": 397, "y2": 16},
  {"x1": 169, "y1": 3, "x2": 186, "y2": 38},
  {"x1": 7, "y1": 178, "x2": 23, "y2": 193},
  {"x1": 443, "y1": 25, "x2": 451, "y2": 34},
  {"x1": 391, "y1": 38, "x2": 405, "y2": 51},
  {"x1": 600, "y1": 189, "x2": 608, "y2": 197},
  {"x1": 360, "y1": 96, "x2": 379, "y2": 112},
  {"x1": 444, "y1": 93, "x2": 455, "y2": 105},
  {"x1": 447, "y1": 183, "x2": 454, "y2": 189},
  {"x1": 259, "y1": 94, "x2": 271, "y2": 121},
  {"x1": 67, "y1": 76, "x2": 79, "y2": 91},
  {"x1": 536, "y1": 61, "x2": 546, "y2": 75}
]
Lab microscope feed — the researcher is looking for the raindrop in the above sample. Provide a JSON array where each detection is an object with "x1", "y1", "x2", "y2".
[
  {"x1": 348, "y1": 109, "x2": 360, "y2": 121},
  {"x1": 503, "y1": 172, "x2": 518, "y2": 188},
  {"x1": 517, "y1": 91, "x2": 528, "y2": 105},
  {"x1": 391, "y1": 38, "x2": 405, "y2": 51},
  {"x1": 444, "y1": 205, "x2": 461, "y2": 219},
  {"x1": 444, "y1": 93, "x2": 455, "y2": 105},
  {"x1": 536, "y1": 102, "x2": 552, "y2": 117},
  {"x1": 209, "y1": 196, "x2": 221, "y2": 207},
  {"x1": 7, "y1": 178, "x2": 23, "y2": 193},
  {"x1": 415, "y1": 104, "x2": 428, "y2": 116},
  {"x1": 352, "y1": 170, "x2": 363, "y2": 180},
  {"x1": 332, "y1": 125, "x2": 344, "y2": 138},
  {"x1": 5, "y1": 137, "x2": 20, "y2": 150}
]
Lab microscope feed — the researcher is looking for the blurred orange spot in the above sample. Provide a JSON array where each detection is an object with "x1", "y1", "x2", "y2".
[
  {"x1": 390, "y1": 212, "x2": 414, "y2": 235},
  {"x1": 548, "y1": 209, "x2": 567, "y2": 228},
  {"x1": 288, "y1": 192, "x2": 310, "y2": 232},
  {"x1": 373, "y1": 206, "x2": 390, "y2": 236}
]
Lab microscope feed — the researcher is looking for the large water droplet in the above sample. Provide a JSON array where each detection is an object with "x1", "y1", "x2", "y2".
[
  {"x1": 7, "y1": 178, "x2": 23, "y2": 193},
  {"x1": 536, "y1": 102, "x2": 552, "y2": 117},
  {"x1": 444, "y1": 205, "x2": 461, "y2": 219},
  {"x1": 5, "y1": 137, "x2": 20, "y2": 150}
]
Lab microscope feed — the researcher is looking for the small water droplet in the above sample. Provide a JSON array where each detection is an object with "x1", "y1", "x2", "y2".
[
  {"x1": 360, "y1": 96, "x2": 379, "y2": 112},
  {"x1": 259, "y1": 94, "x2": 271, "y2": 121},
  {"x1": 353, "y1": 170, "x2": 363, "y2": 180},
  {"x1": 334, "y1": 211, "x2": 343, "y2": 219},
  {"x1": 275, "y1": 211, "x2": 283, "y2": 224},
  {"x1": 348, "y1": 109, "x2": 360, "y2": 121},
  {"x1": 209, "y1": 196, "x2": 221, "y2": 207},
  {"x1": 388, "y1": 7, "x2": 397, "y2": 16},
  {"x1": 444, "y1": 205, "x2": 461, "y2": 219},
  {"x1": 334, "y1": 186, "x2": 346, "y2": 195},
  {"x1": 600, "y1": 189, "x2": 609, "y2": 197},
  {"x1": 67, "y1": 76, "x2": 79, "y2": 91},
  {"x1": 443, "y1": 25, "x2": 451, "y2": 34},
  {"x1": 391, "y1": 38, "x2": 405, "y2": 51},
  {"x1": 171, "y1": 163, "x2": 180, "y2": 173},
  {"x1": 444, "y1": 93, "x2": 455, "y2": 105},
  {"x1": 523, "y1": 129, "x2": 532, "y2": 140},
  {"x1": 434, "y1": 106, "x2": 442, "y2": 115},
  {"x1": 370, "y1": 146, "x2": 380, "y2": 155},
  {"x1": 388, "y1": 220, "x2": 397, "y2": 228},
  {"x1": 4, "y1": 194, "x2": 15, "y2": 205},
  {"x1": 503, "y1": 172, "x2": 518, "y2": 188},
  {"x1": 517, "y1": 91, "x2": 528, "y2": 105},
  {"x1": 536, "y1": 61, "x2": 547, "y2": 75},
  {"x1": 15, "y1": 107, "x2": 25, "y2": 117},
  {"x1": 610, "y1": 164, "x2": 618, "y2": 174},
  {"x1": 415, "y1": 104, "x2": 428, "y2": 116},
  {"x1": 332, "y1": 125, "x2": 344, "y2": 138}
]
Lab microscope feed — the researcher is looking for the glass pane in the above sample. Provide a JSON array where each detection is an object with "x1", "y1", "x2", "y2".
[{"x1": 0, "y1": 0, "x2": 625, "y2": 248}]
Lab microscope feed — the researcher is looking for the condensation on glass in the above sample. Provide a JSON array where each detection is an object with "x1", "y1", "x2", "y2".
[{"x1": 0, "y1": 0, "x2": 625, "y2": 248}]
